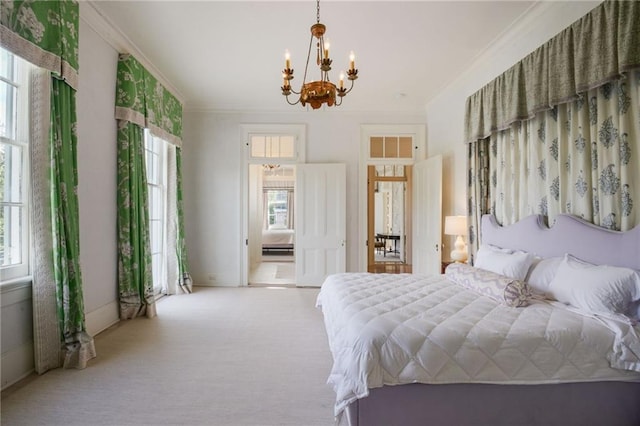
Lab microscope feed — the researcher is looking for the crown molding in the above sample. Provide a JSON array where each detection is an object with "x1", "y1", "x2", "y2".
[
  {"x1": 80, "y1": 1, "x2": 185, "y2": 103},
  {"x1": 428, "y1": 0, "x2": 601, "y2": 105}
]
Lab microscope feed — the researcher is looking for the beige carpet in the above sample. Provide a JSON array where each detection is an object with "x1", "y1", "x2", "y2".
[
  {"x1": 274, "y1": 264, "x2": 295, "y2": 279},
  {"x1": 1, "y1": 287, "x2": 336, "y2": 426}
]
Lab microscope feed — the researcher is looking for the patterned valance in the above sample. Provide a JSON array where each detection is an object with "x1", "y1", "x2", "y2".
[
  {"x1": 465, "y1": 0, "x2": 640, "y2": 143},
  {"x1": 115, "y1": 54, "x2": 183, "y2": 146},
  {"x1": 0, "y1": 0, "x2": 79, "y2": 89}
]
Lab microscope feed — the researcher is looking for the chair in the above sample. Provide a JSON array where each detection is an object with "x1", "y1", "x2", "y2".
[{"x1": 374, "y1": 236, "x2": 385, "y2": 254}]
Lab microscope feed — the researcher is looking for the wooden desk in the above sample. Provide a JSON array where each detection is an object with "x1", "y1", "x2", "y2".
[{"x1": 376, "y1": 234, "x2": 400, "y2": 257}]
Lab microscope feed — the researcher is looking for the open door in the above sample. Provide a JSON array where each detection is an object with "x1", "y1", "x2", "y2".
[
  {"x1": 412, "y1": 155, "x2": 443, "y2": 274},
  {"x1": 295, "y1": 163, "x2": 346, "y2": 286}
]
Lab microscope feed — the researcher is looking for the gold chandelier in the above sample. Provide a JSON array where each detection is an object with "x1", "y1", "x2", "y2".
[{"x1": 281, "y1": 0, "x2": 358, "y2": 109}]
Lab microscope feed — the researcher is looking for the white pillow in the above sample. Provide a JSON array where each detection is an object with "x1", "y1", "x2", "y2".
[
  {"x1": 525, "y1": 256, "x2": 563, "y2": 296},
  {"x1": 474, "y1": 244, "x2": 535, "y2": 281},
  {"x1": 547, "y1": 254, "x2": 640, "y2": 319}
]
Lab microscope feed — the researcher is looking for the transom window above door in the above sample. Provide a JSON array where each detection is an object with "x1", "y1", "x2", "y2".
[
  {"x1": 250, "y1": 135, "x2": 295, "y2": 160},
  {"x1": 369, "y1": 136, "x2": 413, "y2": 159}
]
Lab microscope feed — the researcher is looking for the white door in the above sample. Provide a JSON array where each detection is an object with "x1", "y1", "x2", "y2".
[
  {"x1": 412, "y1": 155, "x2": 442, "y2": 274},
  {"x1": 295, "y1": 163, "x2": 346, "y2": 286}
]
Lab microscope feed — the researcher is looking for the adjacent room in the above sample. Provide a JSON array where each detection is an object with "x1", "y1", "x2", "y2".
[{"x1": 2, "y1": 1, "x2": 640, "y2": 425}]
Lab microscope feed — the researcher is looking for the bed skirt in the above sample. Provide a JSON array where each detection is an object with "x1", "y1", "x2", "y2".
[{"x1": 345, "y1": 381, "x2": 640, "y2": 426}]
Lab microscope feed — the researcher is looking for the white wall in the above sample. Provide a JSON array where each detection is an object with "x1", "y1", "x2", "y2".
[
  {"x1": 77, "y1": 12, "x2": 120, "y2": 336},
  {"x1": 182, "y1": 110, "x2": 426, "y2": 286},
  {"x1": 426, "y1": 1, "x2": 600, "y2": 257}
]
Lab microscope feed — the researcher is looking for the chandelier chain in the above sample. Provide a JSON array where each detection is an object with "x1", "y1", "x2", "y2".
[{"x1": 316, "y1": 0, "x2": 320, "y2": 24}]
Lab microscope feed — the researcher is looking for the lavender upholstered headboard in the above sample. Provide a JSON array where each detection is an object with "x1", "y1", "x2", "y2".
[{"x1": 481, "y1": 214, "x2": 640, "y2": 270}]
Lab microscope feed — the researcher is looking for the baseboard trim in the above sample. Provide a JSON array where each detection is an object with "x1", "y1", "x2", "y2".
[{"x1": 85, "y1": 300, "x2": 119, "y2": 337}]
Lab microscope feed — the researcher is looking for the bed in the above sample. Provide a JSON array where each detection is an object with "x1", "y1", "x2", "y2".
[
  {"x1": 261, "y1": 226, "x2": 294, "y2": 254},
  {"x1": 317, "y1": 214, "x2": 640, "y2": 426}
]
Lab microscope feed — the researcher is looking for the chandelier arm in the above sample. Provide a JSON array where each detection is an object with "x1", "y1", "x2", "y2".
[
  {"x1": 285, "y1": 95, "x2": 301, "y2": 106},
  {"x1": 342, "y1": 78, "x2": 356, "y2": 95},
  {"x1": 337, "y1": 80, "x2": 355, "y2": 97}
]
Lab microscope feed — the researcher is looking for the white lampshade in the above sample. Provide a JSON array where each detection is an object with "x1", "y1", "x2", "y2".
[
  {"x1": 444, "y1": 216, "x2": 467, "y2": 236},
  {"x1": 444, "y1": 216, "x2": 468, "y2": 263}
]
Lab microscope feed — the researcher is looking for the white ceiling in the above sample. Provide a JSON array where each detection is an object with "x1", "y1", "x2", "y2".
[{"x1": 91, "y1": 0, "x2": 538, "y2": 114}]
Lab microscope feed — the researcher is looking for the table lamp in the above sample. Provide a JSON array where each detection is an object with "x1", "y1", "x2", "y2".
[{"x1": 444, "y1": 215, "x2": 468, "y2": 263}]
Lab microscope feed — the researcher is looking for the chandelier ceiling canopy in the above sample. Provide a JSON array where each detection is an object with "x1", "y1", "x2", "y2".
[{"x1": 281, "y1": 0, "x2": 358, "y2": 109}]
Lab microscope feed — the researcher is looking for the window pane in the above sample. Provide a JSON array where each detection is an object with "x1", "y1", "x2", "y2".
[
  {"x1": 279, "y1": 136, "x2": 295, "y2": 158},
  {"x1": 151, "y1": 252, "x2": 162, "y2": 291},
  {"x1": 384, "y1": 137, "x2": 398, "y2": 158},
  {"x1": 0, "y1": 49, "x2": 14, "y2": 80},
  {"x1": 370, "y1": 137, "x2": 383, "y2": 158},
  {"x1": 147, "y1": 185, "x2": 161, "y2": 220},
  {"x1": 151, "y1": 219, "x2": 162, "y2": 254},
  {"x1": 0, "y1": 205, "x2": 23, "y2": 266},
  {"x1": 0, "y1": 81, "x2": 17, "y2": 139},
  {"x1": 265, "y1": 136, "x2": 276, "y2": 158},
  {"x1": 399, "y1": 137, "x2": 413, "y2": 158},
  {"x1": 267, "y1": 190, "x2": 289, "y2": 228},
  {"x1": 0, "y1": 143, "x2": 23, "y2": 202},
  {"x1": 251, "y1": 136, "x2": 265, "y2": 157}
]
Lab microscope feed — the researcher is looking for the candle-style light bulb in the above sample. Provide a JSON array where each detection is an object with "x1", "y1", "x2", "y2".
[
  {"x1": 339, "y1": 71, "x2": 345, "y2": 89},
  {"x1": 349, "y1": 51, "x2": 355, "y2": 71},
  {"x1": 324, "y1": 40, "x2": 330, "y2": 59},
  {"x1": 285, "y1": 50, "x2": 291, "y2": 69}
]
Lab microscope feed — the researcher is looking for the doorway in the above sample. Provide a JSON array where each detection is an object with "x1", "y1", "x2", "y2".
[
  {"x1": 248, "y1": 164, "x2": 296, "y2": 286},
  {"x1": 367, "y1": 164, "x2": 412, "y2": 273}
]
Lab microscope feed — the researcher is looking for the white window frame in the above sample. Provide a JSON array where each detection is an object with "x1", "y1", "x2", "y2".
[
  {"x1": 1, "y1": 49, "x2": 31, "y2": 283},
  {"x1": 144, "y1": 129, "x2": 168, "y2": 295}
]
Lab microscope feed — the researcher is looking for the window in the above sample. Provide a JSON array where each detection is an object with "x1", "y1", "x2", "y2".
[
  {"x1": 266, "y1": 189, "x2": 290, "y2": 228},
  {"x1": 1, "y1": 48, "x2": 31, "y2": 282},
  {"x1": 144, "y1": 130, "x2": 167, "y2": 294},
  {"x1": 250, "y1": 135, "x2": 295, "y2": 159},
  {"x1": 369, "y1": 136, "x2": 413, "y2": 159}
]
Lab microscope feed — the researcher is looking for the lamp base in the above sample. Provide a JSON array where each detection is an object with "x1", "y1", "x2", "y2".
[{"x1": 450, "y1": 235, "x2": 468, "y2": 263}]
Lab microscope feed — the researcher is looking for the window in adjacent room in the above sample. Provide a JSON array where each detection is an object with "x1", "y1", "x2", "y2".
[
  {"x1": 1, "y1": 48, "x2": 31, "y2": 282},
  {"x1": 266, "y1": 189, "x2": 289, "y2": 228},
  {"x1": 144, "y1": 129, "x2": 167, "y2": 295}
]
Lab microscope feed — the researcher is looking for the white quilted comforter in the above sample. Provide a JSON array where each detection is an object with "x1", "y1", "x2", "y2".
[{"x1": 316, "y1": 273, "x2": 640, "y2": 416}]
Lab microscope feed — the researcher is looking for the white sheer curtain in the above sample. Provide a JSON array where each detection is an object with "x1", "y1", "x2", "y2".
[
  {"x1": 30, "y1": 67, "x2": 62, "y2": 373},
  {"x1": 164, "y1": 144, "x2": 179, "y2": 295}
]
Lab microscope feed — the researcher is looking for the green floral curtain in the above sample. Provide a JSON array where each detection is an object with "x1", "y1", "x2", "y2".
[
  {"x1": 50, "y1": 76, "x2": 95, "y2": 368},
  {"x1": 117, "y1": 120, "x2": 156, "y2": 319},
  {"x1": 0, "y1": 0, "x2": 79, "y2": 89},
  {"x1": 176, "y1": 147, "x2": 192, "y2": 293},
  {"x1": 115, "y1": 53, "x2": 183, "y2": 146},
  {"x1": 2, "y1": 0, "x2": 92, "y2": 370},
  {"x1": 115, "y1": 53, "x2": 187, "y2": 315}
]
